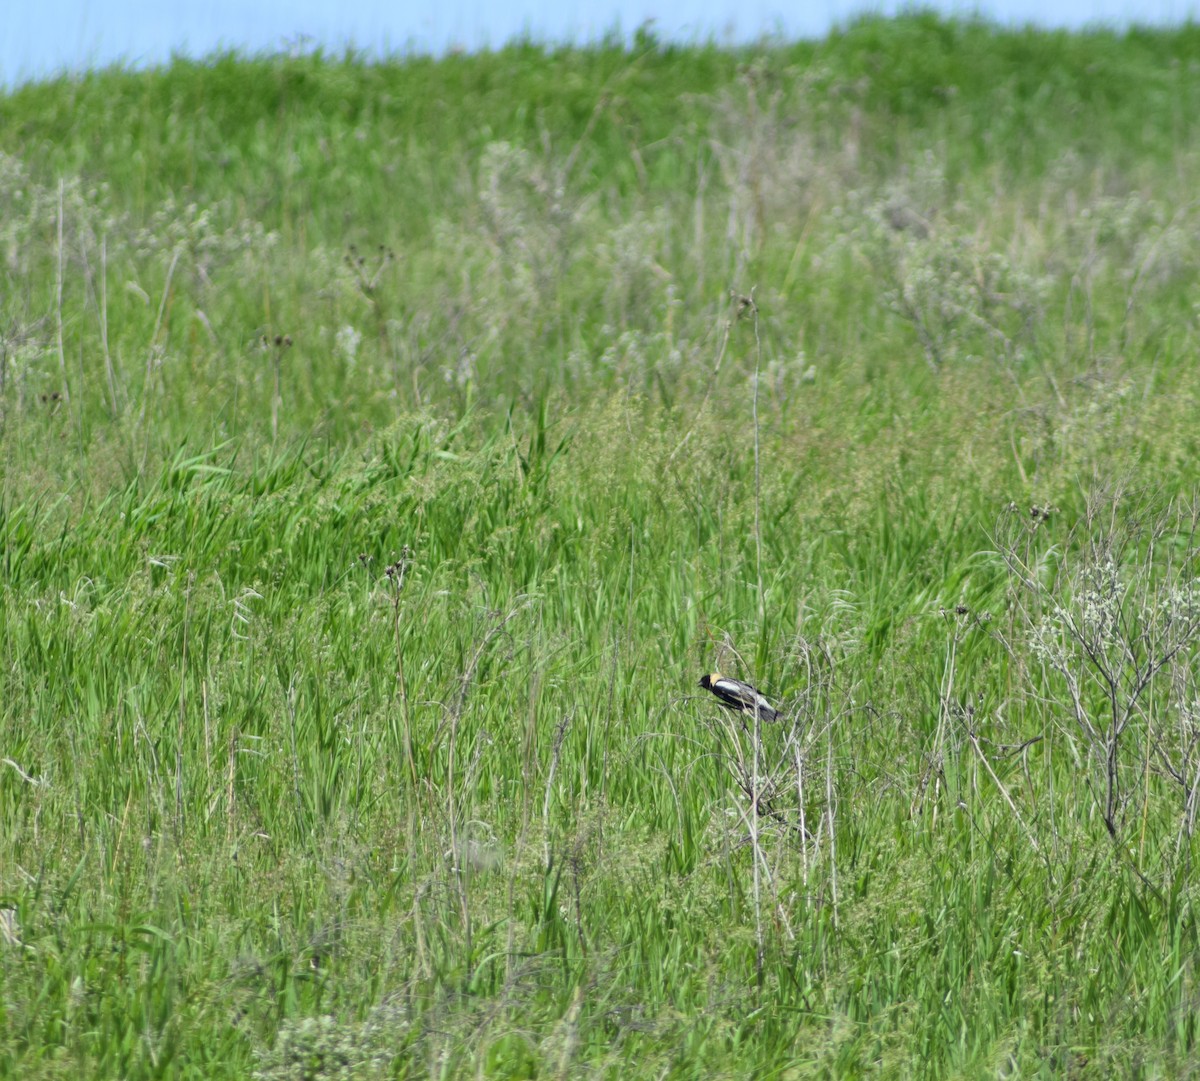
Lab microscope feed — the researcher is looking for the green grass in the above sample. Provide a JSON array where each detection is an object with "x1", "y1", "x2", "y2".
[{"x1": 4, "y1": 12, "x2": 1200, "y2": 1078}]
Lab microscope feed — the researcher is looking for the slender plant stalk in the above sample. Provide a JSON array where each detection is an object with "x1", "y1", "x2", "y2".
[
  {"x1": 100, "y1": 235, "x2": 119, "y2": 416},
  {"x1": 55, "y1": 180, "x2": 70, "y2": 409},
  {"x1": 175, "y1": 573, "x2": 193, "y2": 840},
  {"x1": 752, "y1": 298, "x2": 763, "y2": 627}
]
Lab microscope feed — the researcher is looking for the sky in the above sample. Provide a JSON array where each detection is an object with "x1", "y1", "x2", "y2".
[{"x1": 2, "y1": 0, "x2": 1198, "y2": 88}]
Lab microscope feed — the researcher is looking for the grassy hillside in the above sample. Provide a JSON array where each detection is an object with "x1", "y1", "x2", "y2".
[{"x1": 3, "y1": 14, "x2": 1200, "y2": 1078}]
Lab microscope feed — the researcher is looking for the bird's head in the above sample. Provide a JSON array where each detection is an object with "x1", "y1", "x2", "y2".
[{"x1": 698, "y1": 673, "x2": 720, "y2": 689}]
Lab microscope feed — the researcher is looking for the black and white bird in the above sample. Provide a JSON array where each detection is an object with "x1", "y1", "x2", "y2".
[{"x1": 698, "y1": 672, "x2": 779, "y2": 723}]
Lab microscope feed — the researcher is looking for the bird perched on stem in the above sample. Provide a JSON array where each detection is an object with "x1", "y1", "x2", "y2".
[{"x1": 698, "y1": 672, "x2": 779, "y2": 722}]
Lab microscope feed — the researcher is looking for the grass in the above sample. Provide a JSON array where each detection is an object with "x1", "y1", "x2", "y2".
[{"x1": 4, "y1": 11, "x2": 1200, "y2": 1077}]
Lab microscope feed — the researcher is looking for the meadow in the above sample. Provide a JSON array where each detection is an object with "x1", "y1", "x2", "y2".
[{"x1": 4, "y1": 13, "x2": 1200, "y2": 1077}]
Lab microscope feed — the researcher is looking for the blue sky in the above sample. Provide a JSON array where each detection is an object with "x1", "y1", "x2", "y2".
[{"x1": 3, "y1": 0, "x2": 1198, "y2": 88}]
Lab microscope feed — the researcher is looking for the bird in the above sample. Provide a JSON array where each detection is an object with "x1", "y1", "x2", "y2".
[{"x1": 698, "y1": 672, "x2": 779, "y2": 722}]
